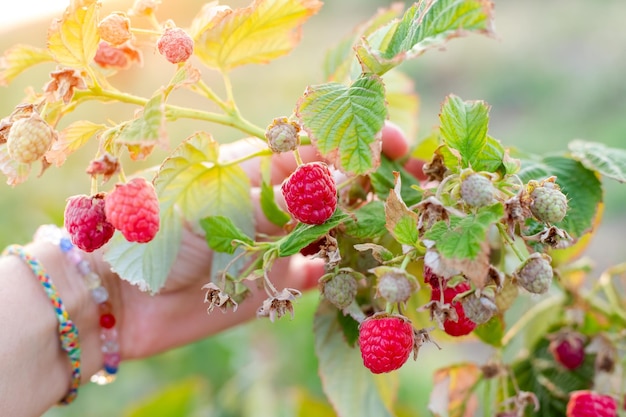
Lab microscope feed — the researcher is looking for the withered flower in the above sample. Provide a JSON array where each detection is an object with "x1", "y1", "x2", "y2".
[
  {"x1": 44, "y1": 68, "x2": 87, "y2": 104},
  {"x1": 202, "y1": 282, "x2": 238, "y2": 314},
  {"x1": 256, "y1": 288, "x2": 301, "y2": 322}
]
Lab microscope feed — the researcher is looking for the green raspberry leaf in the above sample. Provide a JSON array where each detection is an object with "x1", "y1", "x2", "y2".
[
  {"x1": 200, "y1": 215, "x2": 254, "y2": 254},
  {"x1": 0, "y1": 44, "x2": 53, "y2": 86},
  {"x1": 314, "y1": 301, "x2": 396, "y2": 417},
  {"x1": 356, "y1": 0, "x2": 495, "y2": 75},
  {"x1": 47, "y1": 1, "x2": 100, "y2": 69},
  {"x1": 472, "y1": 315, "x2": 504, "y2": 347},
  {"x1": 439, "y1": 94, "x2": 490, "y2": 170},
  {"x1": 277, "y1": 210, "x2": 348, "y2": 257},
  {"x1": 104, "y1": 207, "x2": 182, "y2": 295},
  {"x1": 296, "y1": 74, "x2": 387, "y2": 175},
  {"x1": 344, "y1": 201, "x2": 387, "y2": 240},
  {"x1": 518, "y1": 156, "x2": 602, "y2": 237},
  {"x1": 424, "y1": 203, "x2": 504, "y2": 260},
  {"x1": 568, "y1": 140, "x2": 626, "y2": 183}
]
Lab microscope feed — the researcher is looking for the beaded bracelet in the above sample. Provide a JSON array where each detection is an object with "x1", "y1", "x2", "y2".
[
  {"x1": 34, "y1": 225, "x2": 120, "y2": 385},
  {"x1": 1, "y1": 244, "x2": 81, "y2": 404}
]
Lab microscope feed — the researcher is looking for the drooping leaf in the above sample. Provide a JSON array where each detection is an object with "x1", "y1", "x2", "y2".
[
  {"x1": 104, "y1": 204, "x2": 182, "y2": 294},
  {"x1": 344, "y1": 200, "x2": 387, "y2": 240},
  {"x1": 568, "y1": 140, "x2": 626, "y2": 183},
  {"x1": 370, "y1": 155, "x2": 422, "y2": 206},
  {"x1": 191, "y1": 0, "x2": 322, "y2": 71},
  {"x1": 296, "y1": 74, "x2": 387, "y2": 175},
  {"x1": 114, "y1": 92, "x2": 166, "y2": 160},
  {"x1": 518, "y1": 156, "x2": 603, "y2": 237},
  {"x1": 155, "y1": 132, "x2": 254, "y2": 281},
  {"x1": 439, "y1": 95, "x2": 490, "y2": 169},
  {"x1": 0, "y1": 44, "x2": 53, "y2": 86},
  {"x1": 45, "y1": 120, "x2": 105, "y2": 166},
  {"x1": 314, "y1": 301, "x2": 396, "y2": 417},
  {"x1": 356, "y1": 0, "x2": 495, "y2": 75},
  {"x1": 200, "y1": 215, "x2": 254, "y2": 254},
  {"x1": 277, "y1": 210, "x2": 348, "y2": 257},
  {"x1": 47, "y1": 0, "x2": 100, "y2": 69},
  {"x1": 429, "y1": 363, "x2": 480, "y2": 417}
]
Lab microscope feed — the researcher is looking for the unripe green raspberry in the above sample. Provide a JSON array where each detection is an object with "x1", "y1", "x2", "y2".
[
  {"x1": 265, "y1": 117, "x2": 300, "y2": 153},
  {"x1": 320, "y1": 271, "x2": 357, "y2": 309},
  {"x1": 530, "y1": 184, "x2": 568, "y2": 224},
  {"x1": 375, "y1": 268, "x2": 418, "y2": 304},
  {"x1": 514, "y1": 253, "x2": 553, "y2": 294},
  {"x1": 460, "y1": 174, "x2": 495, "y2": 207},
  {"x1": 7, "y1": 113, "x2": 55, "y2": 163},
  {"x1": 494, "y1": 277, "x2": 519, "y2": 312},
  {"x1": 461, "y1": 291, "x2": 497, "y2": 324}
]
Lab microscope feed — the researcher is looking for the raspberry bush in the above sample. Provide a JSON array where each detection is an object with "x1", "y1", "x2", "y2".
[{"x1": 2, "y1": 0, "x2": 626, "y2": 415}]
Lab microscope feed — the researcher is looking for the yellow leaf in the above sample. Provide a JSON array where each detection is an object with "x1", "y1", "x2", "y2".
[
  {"x1": 45, "y1": 120, "x2": 105, "y2": 166},
  {"x1": 0, "y1": 44, "x2": 53, "y2": 86},
  {"x1": 47, "y1": 1, "x2": 100, "y2": 69},
  {"x1": 192, "y1": 0, "x2": 322, "y2": 71}
]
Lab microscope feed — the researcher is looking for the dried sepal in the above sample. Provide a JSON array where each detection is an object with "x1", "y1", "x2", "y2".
[{"x1": 256, "y1": 288, "x2": 302, "y2": 322}]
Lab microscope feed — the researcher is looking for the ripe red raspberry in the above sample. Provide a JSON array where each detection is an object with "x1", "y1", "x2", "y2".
[
  {"x1": 7, "y1": 113, "x2": 56, "y2": 163},
  {"x1": 281, "y1": 162, "x2": 337, "y2": 225},
  {"x1": 358, "y1": 315, "x2": 414, "y2": 374},
  {"x1": 566, "y1": 391, "x2": 617, "y2": 417},
  {"x1": 104, "y1": 178, "x2": 160, "y2": 243},
  {"x1": 549, "y1": 331, "x2": 586, "y2": 370},
  {"x1": 423, "y1": 265, "x2": 446, "y2": 288},
  {"x1": 64, "y1": 193, "x2": 115, "y2": 252},
  {"x1": 431, "y1": 282, "x2": 476, "y2": 337},
  {"x1": 157, "y1": 27, "x2": 194, "y2": 64}
]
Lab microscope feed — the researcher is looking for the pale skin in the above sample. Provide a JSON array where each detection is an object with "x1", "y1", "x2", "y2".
[{"x1": 0, "y1": 123, "x2": 412, "y2": 417}]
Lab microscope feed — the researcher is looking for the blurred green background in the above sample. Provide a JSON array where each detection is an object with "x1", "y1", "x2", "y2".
[{"x1": 0, "y1": 0, "x2": 624, "y2": 416}]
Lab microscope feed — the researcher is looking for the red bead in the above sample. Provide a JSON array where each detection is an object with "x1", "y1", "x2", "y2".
[{"x1": 99, "y1": 313, "x2": 116, "y2": 329}]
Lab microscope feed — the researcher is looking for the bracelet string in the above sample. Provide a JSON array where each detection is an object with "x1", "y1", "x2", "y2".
[
  {"x1": 2, "y1": 244, "x2": 81, "y2": 405},
  {"x1": 34, "y1": 225, "x2": 120, "y2": 385}
]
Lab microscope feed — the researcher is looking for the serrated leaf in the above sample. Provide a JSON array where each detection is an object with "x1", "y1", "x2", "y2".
[
  {"x1": 260, "y1": 157, "x2": 290, "y2": 227},
  {"x1": 104, "y1": 205, "x2": 182, "y2": 294},
  {"x1": 385, "y1": 172, "x2": 420, "y2": 246},
  {"x1": 155, "y1": 132, "x2": 254, "y2": 281},
  {"x1": 568, "y1": 140, "x2": 626, "y2": 183},
  {"x1": 314, "y1": 301, "x2": 395, "y2": 417},
  {"x1": 45, "y1": 120, "x2": 105, "y2": 166},
  {"x1": 277, "y1": 210, "x2": 348, "y2": 257},
  {"x1": 115, "y1": 92, "x2": 166, "y2": 160},
  {"x1": 344, "y1": 200, "x2": 387, "y2": 240},
  {"x1": 191, "y1": 0, "x2": 322, "y2": 71},
  {"x1": 439, "y1": 95, "x2": 490, "y2": 169},
  {"x1": 0, "y1": 44, "x2": 53, "y2": 86},
  {"x1": 47, "y1": 1, "x2": 100, "y2": 69},
  {"x1": 200, "y1": 215, "x2": 254, "y2": 254},
  {"x1": 356, "y1": 0, "x2": 495, "y2": 75},
  {"x1": 518, "y1": 156, "x2": 602, "y2": 237},
  {"x1": 424, "y1": 203, "x2": 503, "y2": 260},
  {"x1": 472, "y1": 135, "x2": 505, "y2": 174},
  {"x1": 370, "y1": 155, "x2": 422, "y2": 206},
  {"x1": 296, "y1": 74, "x2": 387, "y2": 175}
]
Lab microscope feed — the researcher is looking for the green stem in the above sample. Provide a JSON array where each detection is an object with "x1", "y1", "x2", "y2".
[
  {"x1": 399, "y1": 253, "x2": 411, "y2": 270},
  {"x1": 194, "y1": 79, "x2": 230, "y2": 112},
  {"x1": 220, "y1": 148, "x2": 273, "y2": 167},
  {"x1": 496, "y1": 223, "x2": 527, "y2": 262}
]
